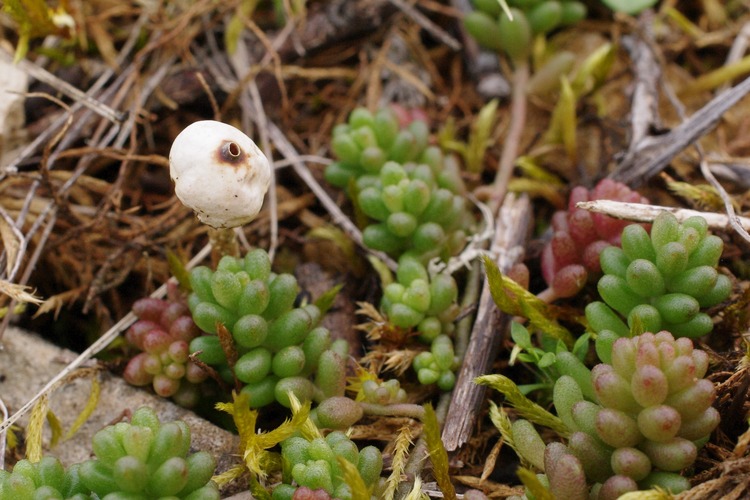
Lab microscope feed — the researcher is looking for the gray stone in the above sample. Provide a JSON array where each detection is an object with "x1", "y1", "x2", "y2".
[{"x1": 0, "y1": 326, "x2": 240, "y2": 475}]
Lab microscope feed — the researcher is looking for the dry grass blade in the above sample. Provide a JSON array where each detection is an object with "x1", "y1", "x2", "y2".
[
  {"x1": 25, "y1": 393, "x2": 49, "y2": 462},
  {"x1": 62, "y1": 370, "x2": 101, "y2": 441},
  {"x1": 0, "y1": 209, "x2": 23, "y2": 277},
  {"x1": 576, "y1": 200, "x2": 750, "y2": 231},
  {"x1": 0, "y1": 279, "x2": 42, "y2": 306}
]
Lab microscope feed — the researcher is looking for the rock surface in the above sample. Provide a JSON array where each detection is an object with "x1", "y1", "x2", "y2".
[{"x1": 0, "y1": 326, "x2": 239, "y2": 475}]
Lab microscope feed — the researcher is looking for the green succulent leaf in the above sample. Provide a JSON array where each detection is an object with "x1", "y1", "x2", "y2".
[{"x1": 600, "y1": 0, "x2": 658, "y2": 15}]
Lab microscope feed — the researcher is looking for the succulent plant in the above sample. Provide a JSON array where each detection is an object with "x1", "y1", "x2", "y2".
[
  {"x1": 0, "y1": 457, "x2": 91, "y2": 500},
  {"x1": 379, "y1": 255, "x2": 461, "y2": 390},
  {"x1": 464, "y1": 0, "x2": 587, "y2": 61},
  {"x1": 542, "y1": 331, "x2": 717, "y2": 498},
  {"x1": 540, "y1": 179, "x2": 650, "y2": 300},
  {"x1": 325, "y1": 107, "x2": 431, "y2": 190},
  {"x1": 187, "y1": 249, "x2": 348, "y2": 408},
  {"x1": 274, "y1": 431, "x2": 383, "y2": 500},
  {"x1": 412, "y1": 334, "x2": 459, "y2": 391},
  {"x1": 586, "y1": 211, "x2": 731, "y2": 342},
  {"x1": 507, "y1": 331, "x2": 717, "y2": 498},
  {"x1": 359, "y1": 378, "x2": 408, "y2": 405},
  {"x1": 123, "y1": 284, "x2": 208, "y2": 407},
  {"x1": 325, "y1": 107, "x2": 472, "y2": 261},
  {"x1": 78, "y1": 406, "x2": 219, "y2": 499},
  {"x1": 381, "y1": 255, "x2": 460, "y2": 340}
]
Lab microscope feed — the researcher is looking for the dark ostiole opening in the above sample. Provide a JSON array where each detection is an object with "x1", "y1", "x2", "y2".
[{"x1": 220, "y1": 141, "x2": 243, "y2": 162}]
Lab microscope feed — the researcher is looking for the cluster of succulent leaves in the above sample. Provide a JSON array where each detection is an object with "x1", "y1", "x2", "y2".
[
  {"x1": 381, "y1": 255, "x2": 462, "y2": 389},
  {"x1": 0, "y1": 457, "x2": 90, "y2": 500},
  {"x1": 541, "y1": 179, "x2": 649, "y2": 300},
  {"x1": 274, "y1": 431, "x2": 383, "y2": 500},
  {"x1": 586, "y1": 211, "x2": 731, "y2": 340},
  {"x1": 382, "y1": 256, "x2": 460, "y2": 339},
  {"x1": 123, "y1": 284, "x2": 208, "y2": 408},
  {"x1": 0, "y1": 407, "x2": 218, "y2": 500},
  {"x1": 325, "y1": 107, "x2": 472, "y2": 262},
  {"x1": 464, "y1": 0, "x2": 587, "y2": 62},
  {"x1": 409, "y1": 334, "x2": 459, "y2": 391},
  {"x1": 79, "y1": 406, "x2": 218, "y2": 499},
  {"x1": 481, "y1": 204, "x2": 730, "y2": 498},
  {"x1": 357, "y1": 377, "x2": 408, "y2": 405},
  {"x1": 507, "y1": 330, "x2": 717, "y2": 499},
  {"x1": 187, "y1": 249, "x2": 348, "y2": 408},
  {"x1": 325, "y1": 107, "x2": 469, "y2": 391}
]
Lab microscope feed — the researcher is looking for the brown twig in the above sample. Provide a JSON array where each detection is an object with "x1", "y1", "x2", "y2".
[
  {"x1": 386, "y1": 0, "x2": 461, "y2": 51},
  {"x1": 576, "y1": 199, "x2": 750, "y2": 231},
  {"x1": 442, "y1": 193, "x2": 531, "y2": 452},
  {"x1": 489, "y1": 62, "x2": 529, "y2": 215},
  {"x1": 623, "y1": 14, "x2": 662, "y2": 151},
  {"x1": 611, "y1": 74, "x2": 750, "y2": 186}
]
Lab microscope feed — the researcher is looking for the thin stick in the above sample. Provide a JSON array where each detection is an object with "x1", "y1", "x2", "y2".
[
  {"x1": 0, "y1": 49, "x2": 124, "y2": 124},
  {"x1": 576, "y1": 199, "x2": 750, "y2": 231},
  {"x1": 612, "y1": 74, "x2": 750, "y2": 186},
  {"x1": 442, "y1": 193, "x2": 532, "y2": 452},
  {"x1": 489, "y1": 62, "x2": 529, "y2": 215},
  {"x1": 247, "y1": 80, "x2": 279, "y2": 261},
  {"x1": 698, "y1": 158, "x2": 750, "y2": 243},
  {"x1": 387, "y1": 0, "x2": 461, "y2": 51},
  {"x1": 0, "y1": 245, "x2": 212, "y2": 434}
]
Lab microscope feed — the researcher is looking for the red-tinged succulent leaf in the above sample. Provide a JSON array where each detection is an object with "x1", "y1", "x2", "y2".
[
  {"x1": 132, "y1": 298, "x2": 168, "y2": 322},
  {"x1": 567, "y1": 210, "x2": 598, "y2": 247},
  {"x1": 542, "y1": 180, "x2": 649, "y2": 296},
  {"x1": 169, "y1": 315, "x2": 201, "y2": 343},
  {"x1": 567, "y1": 186, "x2": 590, "y2": 211},
  {"x1": 160, "y1": 302, "x2": 190, "y2": 327},
  {"x1": 126, "y1": 320, "x2": 161, "y2": 350},
  {"x1": 582, "y1": 240, "x2": 609, "y2": 275},
  {"x1": 124, "y1": 353, "x2": 154, "y2": 386},
  {"x1": 631, "y1": 364, "x2": 669, "y2": 408},
  {"x1": 551, "y1": 265, "x2": 588, "y2": 298},
  {"x1": 143, "y1": 330, "x2": 173, "y2": 354}
]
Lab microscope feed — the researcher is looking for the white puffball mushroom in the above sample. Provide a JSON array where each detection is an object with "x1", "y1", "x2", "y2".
[{"x1": 169, "y1": 120, "x2": 272, "y2": 229}]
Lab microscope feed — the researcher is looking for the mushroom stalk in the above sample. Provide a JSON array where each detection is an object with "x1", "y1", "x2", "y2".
[{"x1": 207, "y1": 226, "x2": 240, "y2": 261}]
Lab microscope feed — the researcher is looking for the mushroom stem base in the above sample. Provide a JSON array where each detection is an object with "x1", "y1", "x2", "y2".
[{"x1": 208, "y1": 227, "x2": 239, "y2": 265}]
